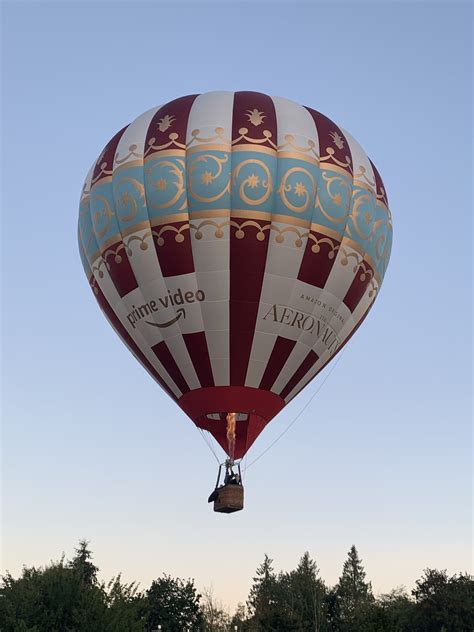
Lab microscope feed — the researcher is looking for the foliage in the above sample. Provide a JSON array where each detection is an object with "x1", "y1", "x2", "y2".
[
  {"x1": 144, "y1": 573, "x2": 203, "y2": 632},
  {"x1": 1, "y1": 541, "x2": 472, "y2": 631},
  {"x1": 410, "y1": 569, "x2": 474, "y2": 631},
  {"x1": 0, "y1": 554, "x2": 108, "y2": 631},
  {"x1": 200, "y1": 585, "x2": 230, "y2": 631},
  {"x1": 328, "y1": 544, "x2": 374, "y2": 631}
]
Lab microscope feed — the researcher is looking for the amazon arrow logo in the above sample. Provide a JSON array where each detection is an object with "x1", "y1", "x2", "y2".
[{"x1": 145, "y1": 308, "x2": 186, "y2": 328}]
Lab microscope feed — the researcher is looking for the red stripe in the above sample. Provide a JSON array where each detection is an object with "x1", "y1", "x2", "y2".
[
  {"x1": 230, "y1": 216, "x2": 272, "y2": 385},
  {"x1": 259, "y1": 336, "x2": 296, "y2": 391},
  {"x1": 343, "y1": 262, "x2": 374, "y2": 312},
  {"x1": 279, "y1": 350, "x2": 319, "y2": 400},
  {"x1": 304, "y1": 107, "x2": 352, "y2": 175},
  {"x1": 183, "y1": 331, "x2": 215, "y2": 388},
  {"x1": 151, "y1": 341, "x2": 190, "y2": 394},
  {"x1": 92, "y1": 126, "x2": 127, "y2": 184},
  {"x1": 102, "y1": 241, "x2": 139, "y2": 298},
  {"x1": 297, "y1": 230, "x2": 340, "y2": 288},
  {"x1": 370, "y1": 158, "x2": 389, "y2": 207},
  {"x1": 92, "y1": 279, "x2": 175, "y2": 399},
  {"x1": 145, "y1": 94, "x2": 198, "y2": 157},
  {"x1": 229, "y1": 220, "x2": 270, "y2": 385},
  {"x1": 232, "y1": 91, "x2": 277, "y2": 149},
  {"x1": 152, "y1": 220, "x2": 194, "y2": 277},
  {"x1": 229, "y1": 91, "x2": 277, "y2": 386}
]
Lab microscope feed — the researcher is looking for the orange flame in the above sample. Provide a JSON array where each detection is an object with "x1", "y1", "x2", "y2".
[{"x1": 226, "y1": 412, "x2": 236, "y2": 460}]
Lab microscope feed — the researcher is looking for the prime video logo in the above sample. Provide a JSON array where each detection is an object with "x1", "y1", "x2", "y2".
[{"x1": 126, "y1": 288, "x2": 205, "y2": 329}]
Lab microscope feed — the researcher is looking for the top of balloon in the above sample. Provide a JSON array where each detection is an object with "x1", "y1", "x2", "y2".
[{"x1": 78, "y1": 91, "x2": 392, "y2": 461}]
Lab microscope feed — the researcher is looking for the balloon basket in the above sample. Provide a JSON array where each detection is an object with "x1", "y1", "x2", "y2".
[{"x1": 214, "y1": 484, "x2": 244, "y2": 513}]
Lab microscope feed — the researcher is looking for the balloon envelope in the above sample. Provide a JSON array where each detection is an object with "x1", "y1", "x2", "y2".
[{"x1": 78, "y1": 91, "x2": 392, "y2": 458}]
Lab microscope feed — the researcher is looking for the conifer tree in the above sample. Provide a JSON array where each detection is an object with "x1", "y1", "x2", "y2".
[
  {"x1": 69, "y1": 539, "x2": 99, "y2": 586},
  {"x1": 247, "y1": 554, "x2": 277, "y2": 619},
  {"x1": 289, "y1": 552, "x2": 327, "y2": 631},
  {"x1": 332, "y1": 545, "x2": 373, "y2": 630}
]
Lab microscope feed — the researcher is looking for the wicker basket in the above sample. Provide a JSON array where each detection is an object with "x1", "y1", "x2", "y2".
[{"x1": 214, "y1": 484, "x2": 244, "y2": 513}]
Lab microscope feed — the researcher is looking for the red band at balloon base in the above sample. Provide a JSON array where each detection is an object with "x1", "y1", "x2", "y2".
[{"x1": 178, "y1": 386, "x2": 285, "y2": 459}]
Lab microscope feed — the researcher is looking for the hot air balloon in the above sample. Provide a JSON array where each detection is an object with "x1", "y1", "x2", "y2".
[{"x1": 78, "y1": 91, "x2": 392, "y2": 512}]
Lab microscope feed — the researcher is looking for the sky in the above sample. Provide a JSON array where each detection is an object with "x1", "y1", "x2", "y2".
[{"x1": 2, "y1": 0, "x2": 472, "y2": 613}]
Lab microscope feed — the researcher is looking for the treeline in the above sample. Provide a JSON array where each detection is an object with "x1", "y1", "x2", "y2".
[{"x1": 0, "y1": 541, "x2": 472, "y2": 631}]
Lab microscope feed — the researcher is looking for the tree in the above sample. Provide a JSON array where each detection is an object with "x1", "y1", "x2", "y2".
[
  {"x1": 377, "y1": 587, "x2": 415, "y2": 632},
  {"x1": 288, "y1": 552, "x2": 328, "y2": 631},
  {"x1": 105, "y1": 574, "x2": 145, "y2": 632},
  {"x1": 411, "y1": 569, "x2": 474, "y2": 631},
  {"x1": 330, "y1": 545, "x2": 374, "y2": 631},
  {"x1": 230, "y1": 602, "x2": 250, "y2": 631},
  {"x1": 69, "y1": 540, "x2": 99, "y2": 586},
  {"x1": 0, "y1": 557, "x2": 108, "y2": 631},
  {"x1": 247, "y1": 555, "x2": 301, "y2": 630},
  {"x1": 144, "y1": 574, "x2": 203, "y2": 631},
  {"x1": 247, "y1": 554, "x2": 277, "y2": 620},
  {"x1": 201, "y1": 585, "x2": 230, "y2": 631}
]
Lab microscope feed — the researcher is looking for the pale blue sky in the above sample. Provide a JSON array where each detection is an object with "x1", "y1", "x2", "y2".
[{"x1": 2, "y1": 0, "x2": 472, "y2": 611}]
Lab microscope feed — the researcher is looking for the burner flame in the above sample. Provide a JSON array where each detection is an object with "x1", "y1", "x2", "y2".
[{"x1": 226, "y1": 412, "x2": 236, "y2": 460}]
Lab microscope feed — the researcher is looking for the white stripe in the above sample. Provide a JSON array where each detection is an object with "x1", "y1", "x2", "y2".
[
  {"x1": 186, "y1": 91, "x2": 234, "y2": 386},
  {"x1": 114, "y1": 107, "x2": 160, "y2": 168}
]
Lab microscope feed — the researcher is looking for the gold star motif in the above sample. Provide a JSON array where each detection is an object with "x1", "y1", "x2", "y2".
[
  {"x1": 246, "y1": 109, "x2": 266, "y2": 126},
  {"x1": 201, "y1": 171, "x2": 214, "y2": 185},
  {"x1": 121, "y1": 192, "x2": 131, "y2": 205},
  {"x1": 364, "y1": 211, "x2": 372, "y2": 223},
  {"x1": 155, "y1": 178, "x2": 167, "y2": 191},
  {"x1": 158, "y1": 114, "x2": 176, "y2": 133},
  {"x1": 246, "y1": 173, "x2": 260, "y2": 188},
  {"x1": 294, "y1": 182, "x2": 307, "y2": 197},
  {"x1": 329, "y1": 131, "x2": 345, "y2": 149}
]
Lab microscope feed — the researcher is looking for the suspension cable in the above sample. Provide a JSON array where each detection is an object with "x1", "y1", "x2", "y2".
[
  {"x1": 245, "y1": 350, "x2": 346, "y2": 470},
  {"x1": 197, "y1": 427, "x2": 221, "y2": 464}
]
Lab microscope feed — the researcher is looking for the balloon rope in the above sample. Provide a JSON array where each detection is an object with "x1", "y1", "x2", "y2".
[
  {"x1": 245, "y1": 350, "x2": 346, "y2": 470},
  {"x1": 197, "y1": 428, "x2": 221, "y2": 464}
]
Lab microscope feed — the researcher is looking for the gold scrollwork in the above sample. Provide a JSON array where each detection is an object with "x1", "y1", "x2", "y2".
[
  {"x1": 187, "y1": 127, "x2": 231, "y2": 148},
  {"x1": 320, "y1": 146, "x2": 352, "y2": 172},
  {"x1": 351, "y1": 194, "x2": 374, "y2": 241},
  {"x1": 124, "y1": 231, "x2": 153, "y2": 254},
  {"x1": 115, "y1": 176, "x2": 145, "y2": 222},
  {"x1": 145, "y1": 132, "x2": 186, "y2": 156},
  {"x1": 277, "y1": 135, "x2": 319, "y2": 159},
  {"x1": 368, "y1": 278, "x2": 379, "y2": 298},
  {"x1": 353, "y1": 165, "x2": 376, "y2": 189},
  {"x1": 375, "y1": 233, "x2": 387, "y2": 260},
  {"x1": 231, "y1": 127, "x2": 277, "y2": 150},
  {"x1": 339, "y1": 247, "x2": 363, "y2": 273},
  {"x1": 277, "y1": 166, "x2": 317, "y2": 214},
  {"x1": 92, "y1": 194, "x2": 114, "y2": 239},
  {"x1": 90, "y1": 276, "x2": 99, "y2": 295},
  {"x1": 91, "y1": 257, "x2": 109, "y2": 280},
  {"x1": 147, "y1": 159, "x2": 186, "y2": 209},
  {"x1": 358, "y1": 261, "x2": 374, "y2": 283},
  {"x1": 101, "y1": 242, "x2": 127, "y2": 267},
  {"x1": 232, "y1": 159, "x2": 272, "y2": 206},
  {"x1": 307, "y1": 234, "x2": 340, "y2": 258},
  {"x1": 91, "y1": 160, "x2": 113, "y2": 185},
  {"x1": 188, "y1": 154, "x2": 230, "y2": 203},
  {"x1": 114, "y1": 144, "x2": 143, "y2": 166},
  {"x1": 153, "y1": 224, "x2": 190, "y2": 246},
  {"x1": 190, "y1": 219, "x2": 231, "y2": 240},
  {"x1": 315, "y1": 171, "x2": 351, "y2": 225}
]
